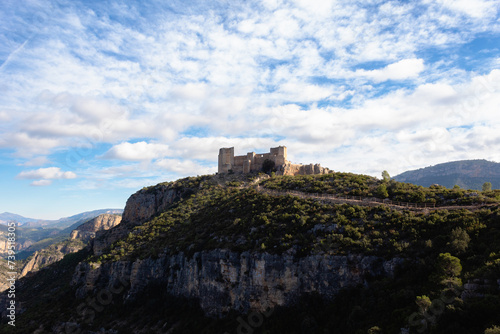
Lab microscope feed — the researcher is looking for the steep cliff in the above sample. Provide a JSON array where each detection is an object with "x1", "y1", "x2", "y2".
[{"x1": 72, "y1": 249, "x2": 402, "y2": 317}]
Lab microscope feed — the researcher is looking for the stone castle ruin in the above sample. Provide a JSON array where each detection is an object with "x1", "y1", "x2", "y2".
[{"x1": 218, "y1": 146, "x2": 332, "y2": 176}]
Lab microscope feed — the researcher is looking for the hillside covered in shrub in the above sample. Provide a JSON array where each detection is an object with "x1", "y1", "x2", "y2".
[{"x1": 2, "y1": 173, "x2": 500, "y2": 334}]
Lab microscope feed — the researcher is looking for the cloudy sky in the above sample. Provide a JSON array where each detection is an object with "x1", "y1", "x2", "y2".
[{"x1": 1, "y1": 0, "x2": 500, "y2": 219}]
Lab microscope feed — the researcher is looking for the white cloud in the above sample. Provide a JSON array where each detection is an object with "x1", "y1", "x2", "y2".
[
  {"x1": 17, "y1": 167, "x2": 77, "y2": 180},
  {"x1": 354, "y1": 59, "x2": 425, "y2": 82},
  {"x1": 436, "y1": 0, "x2": 499, "y2": 19},
  {"x1": 292, "y1": 0, "x2": 336, "y2": 17},
  {"x1": 31, "y1": 179, "x2": 52, "y2": 186},
  {"x1": 0, "y1": 132, "x2": 63, "y2": 157},
  {"x1": 155, "y1": 158, "x2": 215, "y2": 175},
  {"x1": 22, "y1": 156, "x2": 50, "y2": 166},
  {"x1": 0, "y1": 111, "x2": 10, "y2": 121},
  {"x1": 277, "y1": 82, "x2": 335, "y2": 102},
  {"x1": 102, "y1": 141, "x2": 171, "y2": 161}
]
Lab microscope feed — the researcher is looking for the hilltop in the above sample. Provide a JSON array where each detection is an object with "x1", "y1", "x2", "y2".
[
  {"x1": 394, "y1": 160, "x2": 500, "y2": 190},
  {"x1": 1, "y1": 172, "x2": 500, "y2": 334}
]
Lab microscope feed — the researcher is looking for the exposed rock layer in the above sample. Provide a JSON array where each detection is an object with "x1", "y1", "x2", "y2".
[
  {"x1": 70, "y1": 214, "x2": 122, "y2": 243},
  {"x1": 72, "y1": 249, "x2": 403, "y2": 317}
]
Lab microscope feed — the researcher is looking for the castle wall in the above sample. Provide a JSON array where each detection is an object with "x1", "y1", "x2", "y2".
[
  {"x1": 279, "y1": 163, "x2": 332, "y2": 176},
  {"x1": 218, "y1": 146, "x2": 332, "y2": 176}
]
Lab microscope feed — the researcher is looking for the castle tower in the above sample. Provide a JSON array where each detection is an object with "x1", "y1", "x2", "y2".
[
  {"x1": 270, "y1": 146, "x2": 287, "y2": 165},
  {"x1": 218, "y1": 147, "x2": 234, "y2": 173}
]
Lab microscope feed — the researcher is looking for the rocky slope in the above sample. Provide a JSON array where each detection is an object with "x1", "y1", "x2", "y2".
[
  {"x1": 19, "y1": 239, "x2": 85, "y2": 277},
  {"x1": 394, "y1": 159, "x2": 500, "y2": 190}
]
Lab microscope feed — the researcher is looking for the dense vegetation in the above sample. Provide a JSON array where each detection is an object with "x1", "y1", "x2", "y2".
[
  {"x1": 2, "y1": 173, "x2": 500, "y2": 333},
  {"x1": 261, "y1": 173, "x2": 500, "y2": 205}
]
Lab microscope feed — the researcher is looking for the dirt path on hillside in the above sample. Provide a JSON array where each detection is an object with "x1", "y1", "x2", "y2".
[{"x1": 255, "y1": 186, "x2": 495, "y2": 212}]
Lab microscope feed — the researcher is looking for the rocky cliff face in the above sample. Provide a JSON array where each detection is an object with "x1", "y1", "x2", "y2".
[
  {"x1": 93, "y1": 185, "x2": 183, "y2": 255},
  {"x1": 70, "y1": 214, "x2": 122, "y2": 243},
  {"x1": 72, "y1": 249, "x2": 403, "y2": 317}
]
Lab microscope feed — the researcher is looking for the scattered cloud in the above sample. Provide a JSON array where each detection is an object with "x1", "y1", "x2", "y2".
[
  {"x1": 31, "y1": 179, "x2": 52, "y2": 186},
  {"x1": 436, "y1": 0, "x2": 499, "y2": 19},
  {"x1": 102, "y1": 142, "x2": 171, "y2": 161},
  {"x1": 21, "y1": 156, "x2": 51, "y2": 166},
  {"x1": 155, "y1": 158, "x2": 215, "y2": 175},
  {"x1": 17, "y1": 167, "x2": 77, "y2": 180},
  {"x1": 354, "y1": 59, "x2": 425, "y2": 83}
]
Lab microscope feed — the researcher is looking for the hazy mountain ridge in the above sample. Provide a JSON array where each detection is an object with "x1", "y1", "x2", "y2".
[
  {"x1": 394, "y1": 159, "x2": 500, "y2": 190},
  {"x1": 0, "y1": 209, "x2": 123, "y2": 259},
  {"x1": 0, "y1": 209, "x2": 123, "y2": 228},
  {"x1": 0, "y1": 212, "x2": 39, "y2": 225}
]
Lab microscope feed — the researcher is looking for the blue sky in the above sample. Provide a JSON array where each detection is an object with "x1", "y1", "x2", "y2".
[{"x1": 1, "y1": 0, "x2": 500, "y2": 219}]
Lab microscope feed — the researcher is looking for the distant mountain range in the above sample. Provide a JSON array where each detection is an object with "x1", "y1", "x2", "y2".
[
  {"x1": 0, "y1": 212, "x2": 39, "y2": 224},
  {"x1": 0, "y1": 209, "x2": 123, "y2": 229},
  {"x1": 394, "y1": 159, "x2": 500, "y2": 190},
  {"x1": 0, "y1": 209, "x2": 123, "y2": 260}
]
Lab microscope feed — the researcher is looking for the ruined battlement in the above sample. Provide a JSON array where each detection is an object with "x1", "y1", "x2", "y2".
[{"x1": 218, "y1": 146, "x2": 332, "y2": 176}]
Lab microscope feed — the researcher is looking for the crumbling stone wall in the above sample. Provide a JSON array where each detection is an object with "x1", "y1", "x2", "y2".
[{"x1": 218, "y1": 146, "x2": 332, "y2": 176}]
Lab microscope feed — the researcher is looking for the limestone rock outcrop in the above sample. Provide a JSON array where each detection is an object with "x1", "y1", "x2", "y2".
[
  {"x1": 70, "y1": 214, "x2": 122, "y2": 243},
  {"x1": 93, "y1": 185, "x2": 183, "y2": 255},
  {"x1": 72, "y1": 248, "x2": 403, "y2": 317}
]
